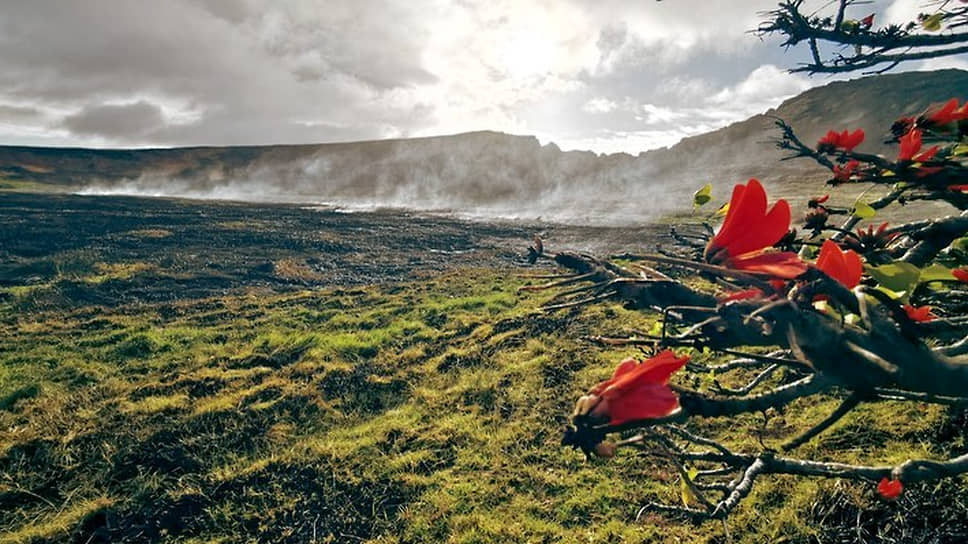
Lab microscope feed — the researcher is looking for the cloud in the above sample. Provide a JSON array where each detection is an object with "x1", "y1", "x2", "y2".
[
  {"x1": 0, "y1": 1, "x2": 944, "y2": 154},
  {"x1": 62, "y1": 101, "x2": 168, "y2": 139},
  {"x1": 583, "y1": 97, "x2": 618, "y2": 114},
  {"x1": 709, "y1": 64, "x2": 813, "y2": 115},
  {"x1": 0, "y1": 104, "x2": 42, "y2": 122}
]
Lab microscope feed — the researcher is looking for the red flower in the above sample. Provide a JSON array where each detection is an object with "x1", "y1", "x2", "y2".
[
  {"x1": 897, "y1": 129, "x2": 938, "y2": 162},
  {"x1": 953, "y1": 268, "x2": 968, "y2": 283},
  {"x1": 949, "y1": 185, "x2": 968, "y2": 192},
  {"x1": 903, "y1": 304, "x2": 937, "y2": 322},
  {"x1": 832, "y1": 160, "x2": 861, "y2": 183},
  {"x1": 818, "y1": 129, "x2": 865, "y2": 152},
  {"x1": 925, "y1": 98, "x2": 968, "y2": 126},
  {"x1": 704, "y1": 179, "x2": 808, "y2": 279},
  {"x1": 845, "y1": 222, "x2": 899, "y2": 254},
  {"x1": 877, "y1": 477, "x2": 903, "y2": 500},
  {"x1": 860, "y1": 13, "x2": 875, "y2": 28},
  {"x1": 588, "y1": 350, "x2": 689, "y2": 425},
  {"x1": 816, "y1": 239, "x2": 863, "y2": 288}
]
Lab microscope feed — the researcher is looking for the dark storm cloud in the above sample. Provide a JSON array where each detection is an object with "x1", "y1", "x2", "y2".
[
  {"x1": 0, "y1": 104, "x2": 42, "y2": 121},
  {"x1": 0, "y1": 0, "x2": 440, "y2": 146},
  {"x1": 62, "y1": 101, "x2": 166, "y2": 139}
]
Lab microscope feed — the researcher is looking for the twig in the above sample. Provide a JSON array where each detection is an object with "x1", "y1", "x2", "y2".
[{"x1": 781, "y1": 393, "x2": 862, "y2": 451}]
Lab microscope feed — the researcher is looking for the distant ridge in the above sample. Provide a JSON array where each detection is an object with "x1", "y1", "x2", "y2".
[{"x1": 2, "y1": 69, "x2": 965, "y2": 224}]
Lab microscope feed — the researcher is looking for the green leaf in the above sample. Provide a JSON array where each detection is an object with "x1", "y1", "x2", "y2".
[
  {"x1": 699, "y1": 370, "x2": 715, "y2": 393},
  {"x1": 868, "y1": 262, "x2": 921, "y2": 293},
  {"x1": 714, "y1": 202, "x2": 730, "y2": 218},
  {"x1": 693, "y1": 183, "x2": 713, "y2": 208},
  {"x1": 852, "y1": 200, "x2": 876, "y2": 219},
  {"x1": 874, "y1": 286, "x2": 906, "y2": 300},
  {"x1": 840, "y1": 19, "x2": 859, "y2": 31},
  {"x1": 680, "y1": 466, "x2": 700, "y2": 506},
  {"x1": 920, "y1": 264, "x2": 954, "y2": 283},
  {"x1": 922, "y1": 13, "x2": 943, "y2": 31},
  {"x1": 952, "y1": 144, "x2": 968, "y2": 157}
]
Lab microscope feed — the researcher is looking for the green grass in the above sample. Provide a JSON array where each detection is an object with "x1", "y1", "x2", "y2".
[{"x1": 1, "y1": 268, "x2": 966, "y2": 543}]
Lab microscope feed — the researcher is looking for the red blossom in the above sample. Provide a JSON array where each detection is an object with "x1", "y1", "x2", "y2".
[
  {"x1": 916, "y1": 145, "x2": 939, "y2": 162},
  {"x1": 877, "y1": 477, "x2": 903, "y2": 500},
  {"x1": 816, "y1": 239, "x2": 864, "y2": 288},
  {"x1": 949, "y1": 185, "x2": 968, "y2": 192},
  {"x1": 846, "y1": 222, "x2": 900, "y2": 254},
  {"x1": 818, "y1": 129, "x2": 865, "y2": 152},
  {"x1": 860, "y1": 13, "x2": 875, "y2": 28},
  {"x1": 704, "y1": 179, "x2": 808, "y2": 279},
  {"x1": 804, "y1": 208, "x2": 829, "y2": 232},
  {"x1": 588, "y1": 351, "x2": 689, "y2": 425},
  {"x1": 903, "y1": 304, "x2": 937, "y2": 322},
  {"x1": 897, "y1": 129, "x2": 936, "y2": 162},
  {"x1": 832, "y1": 160, "x2": 861, "y2": 183},
  {"x1": 925, "y1": 98, "x2": 968, "y2": 126},
  {"x1": 898, "y1": 129, "x2": 921, "y2": 161},
  {"x1": 953, "y1": 268, "x2": 968, "y2": 283}
]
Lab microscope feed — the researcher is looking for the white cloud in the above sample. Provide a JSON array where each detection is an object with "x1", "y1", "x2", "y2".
[
  {"x1": 583, "y1": 97, "x2": 618, "y2": 114},
  {"x1": 710, "y1": 65, "x2": 812, "y2": 112}
]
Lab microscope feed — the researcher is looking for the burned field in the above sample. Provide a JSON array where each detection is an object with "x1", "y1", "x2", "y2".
[
  {"x1": 1, "y1": 191, "x2": 966, "y2": 543},
  {"x1": 0, "y1": 192, "x2": 536, "y2": 310}
]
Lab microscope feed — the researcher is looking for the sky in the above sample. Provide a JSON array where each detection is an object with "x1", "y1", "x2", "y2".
[{"x1": 0, "y1": 0, "x2": 965, "y2": 155}]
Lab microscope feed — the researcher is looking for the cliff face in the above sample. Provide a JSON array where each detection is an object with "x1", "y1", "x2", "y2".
[{"x1": 1, "y1": 69, "x2": 965, "y2": 223}]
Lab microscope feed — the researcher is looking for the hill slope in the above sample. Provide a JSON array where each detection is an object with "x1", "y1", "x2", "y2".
[{"x1": 2, "y1": 69, "x2": 966, "y2": 223}]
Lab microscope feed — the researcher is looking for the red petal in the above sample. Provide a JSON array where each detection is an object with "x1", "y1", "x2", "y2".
[
  {"x1": 730, "y1": 251, "x2": 808, "y2": 279},
  {"x1": 843, "y1": 129, "x2": 865, "y2": 151},
  {"x1": 719, "y1": 288, "x2": 765, "y2": 303},
  {"x1": 603, "y1": 351, "x2": 689, "y2": 393},
  {"x1": 877, "y1": 477, "x2": 903, "y2": 500},
  {"x1": 954, "y1": 269, "x2": 968, "y2": 283},
  {"x1": 816, "y1": 240, "x2": 862, "y2": 288},
  {"x1": 914, "y1": 145, "x2": 939, "y2": 162},
  {"x1": 898, "y1": 129, "x2": 922, "y2": 161},
  {"x1": 818, "y1": 130, "x2": 839, "y2": 147},
  {"x1": 904, "y1": 304, "x2": 936, "y2": 322},
  {"x1": 711, "y1": 180, "x2": 765, "y2": 253},
  {"x1": 929, "y1": 98, "x2": 959, "y2": 124},
  {"x1": 728, "y1": 199, "x2": 792, "y2": 257},
  {"x1": 607, "y1": 383, "x2": 680, "y2": 425},
  {"x1": 590, "y1": 357, "x2": 638, "y2": 395},
  {"x1": 817, "y1": 240, "x2": 846, "y2": 281},
  {"x1": 843, "y1": 249, "x2": 863, "y2": 287}
]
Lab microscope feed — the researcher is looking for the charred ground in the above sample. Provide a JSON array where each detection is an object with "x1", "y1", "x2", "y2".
[{"x1": 1, "y1": 191, "x2": 966, "y2": 543}]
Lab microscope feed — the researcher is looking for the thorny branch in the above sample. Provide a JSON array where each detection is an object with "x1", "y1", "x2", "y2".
[
  {"x1": 523, "y1": 12, "x2": 968, "y2": 519},
  {"x1": 758, "y1": 0, "x2": 968, "y2": 74},
  {"x1": 533, "y1": 230, "x2": 968, "y2": 519}
]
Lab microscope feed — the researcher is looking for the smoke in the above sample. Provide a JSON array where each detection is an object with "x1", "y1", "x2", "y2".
[{"x1": 73, "y1": 131, "x2": 696, "y2": 226}]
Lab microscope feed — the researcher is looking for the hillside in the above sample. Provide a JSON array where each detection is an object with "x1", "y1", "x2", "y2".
[{"x1": 1, "y1": 69, "x2": 966, "y2": 223}]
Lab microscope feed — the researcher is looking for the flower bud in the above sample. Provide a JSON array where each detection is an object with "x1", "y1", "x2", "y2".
[{"x1": 594, "y1": 441, "x2": 617, "y2": 458}]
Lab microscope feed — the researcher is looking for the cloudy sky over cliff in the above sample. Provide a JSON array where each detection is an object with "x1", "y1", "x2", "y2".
[{"x1": 0, "y1": 0, "x2": 964, "y2": 154}]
